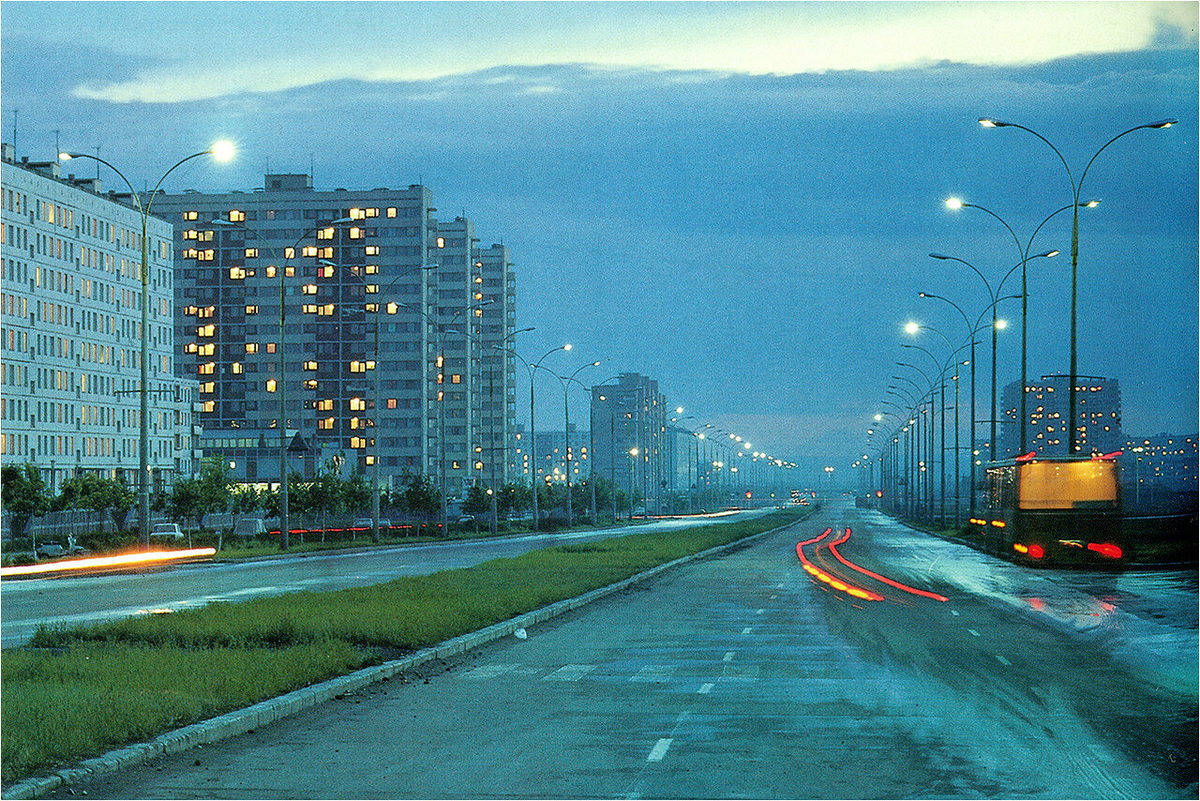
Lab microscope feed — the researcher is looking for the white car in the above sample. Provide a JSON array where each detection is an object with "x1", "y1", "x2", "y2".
[{"x1": 149, "y1": 523, "x2": 184, "y2": 540}]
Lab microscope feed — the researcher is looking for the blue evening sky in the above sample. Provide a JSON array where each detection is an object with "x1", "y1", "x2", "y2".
[{"x1": 2, "y1": 1, "x2": 1196, "y2": 483}]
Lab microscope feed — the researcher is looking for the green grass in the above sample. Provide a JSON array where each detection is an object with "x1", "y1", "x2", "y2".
[{"x1": 3, "y1": 509, "x2": 806, "y2": 785}]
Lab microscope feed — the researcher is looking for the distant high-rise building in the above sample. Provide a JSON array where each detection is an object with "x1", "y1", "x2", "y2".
[
  {"x1": 590, "y1": 373, "x2": 666, "y2": 509},
  {"x1": 1000, "y1": 374, "x2": 1122, "y2": 458},
  {"x1": 1124, "y1": 433, "x2": 1198, "y2": 509},
  {"x1": 1, "y1": 144, "x2": 199, "y2": 495},
  {"x1": 155, "y1": 175, "x2": 516, "y2": 495}
]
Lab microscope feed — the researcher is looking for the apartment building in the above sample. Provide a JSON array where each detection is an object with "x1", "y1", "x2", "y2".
[{"x1": 0, "y1": 143, "x2": 198, "y2": 494}]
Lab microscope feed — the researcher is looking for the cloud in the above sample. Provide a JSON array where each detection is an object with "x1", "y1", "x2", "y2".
[{"x1": 5, "y1": 1, "x2": 1193, "y2": 104}]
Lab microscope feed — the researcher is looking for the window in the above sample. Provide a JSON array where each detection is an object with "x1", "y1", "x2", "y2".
[
  {"x1": 387, "y1": 208, "x2": 397, "y2": 218},
  {"x1": 350, "y1": 208, "x2": 366, "y2": 220},
  {"x1": 350, "y1": 398, "x2": 366, "y2": 411},
  {"x1": 231, "y1": 362, "x2": 243, "y2": 375},
  {"x1": 364, "y1": 264, "x2": 378, "y2": 274},
  {"x1": 302, "y1": 246, "x2": 318, "y2": 257},
  {"x1": 451, "y1": 374, "x2": 461, "y2": 384},
  {"x1": 319, "y1": 247, "x2": 333, "y2": 259},
  {"x1": 199, "y1": 362, "x2": 216, "y2": 375},
  {"x1": 198, "y1": 230, "x2": 214, "y2": 242},
  {"x1": 387, "y1": 398, "x2": 397, "y2": 409},
  {"x1": 266, "y1": 266, "x2": 277, "y2": 278},
  {"x1": 319, "y1": 417, "x2": 335, "y2": 430},
  {"x1": 304, "y1": 379, "x2": 317, "y2": 389},
  {"x1": 349, "y1": 227, "x2": 362, "y2": 239},
  {"x1": 265, "y1": 379, "x2": 277, "y2": 392},
  {"x1": 199, "y1": 250, "x2": 215, "y2": 261},
  {"x1": 365, "y1": 246, "x2": 380, "y2": 256},
  {"x1": 436, "y1": 237, "x2": 446, "y2": 248},
  {"x1": 229, "y1": 210, "x2": 245, "y2": 222},
  {"x1": 246, "y1": 343, "x2": 259, "y2": 354},
  {"x1": 184, "y1": 211, "x2": 198, "y2": 221},
  {"x1": 320, "y1": 264, "x2": 334, "y2": 278},
  {"x1": 245, "y1": 305, "x2": 258, "y2": 315},
  {"x1": 284, "y1": 247, "x2": 296, "y2": 259},
  {"x1": 302, "y1": 304, "x2": 318, "y2": 314},
  {"x1": 318, "y1": 399, "x2": 334, "y2": 411},
  {"x1": 229, "y1": 267, "x2": 246, "y2": 280},
  {"x1": 304, "y1": 361, "x2": 318, "y2": 371},
  {"x1": 266, "y1": 343, "x2": 277, "y2": 354},
  {"x1": 201, "y1": 382, "x2": 215, "y2": 393},
  {"x1": 198, "y1": 324, "x2": 215, "y2": 337},
  {"x1": 302, "y1": 284, "x2": 317, "y2": 295},
  {"x1": 245, "y1": 248, "x2": 258, "y2": 258},
  {"x1": 386, "y1": 302, "x2": 398, "y2": 314},
  {"x1": 183, "y1": 230, "x2": 198, "y2": 240}
]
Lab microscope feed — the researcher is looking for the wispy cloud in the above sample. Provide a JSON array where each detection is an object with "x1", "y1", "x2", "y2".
[{"x1": 5, "y1": 2, "x2": 1193, "y2": 104}]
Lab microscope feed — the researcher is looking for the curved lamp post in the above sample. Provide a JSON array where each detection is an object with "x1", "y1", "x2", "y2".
[
  {"x1": 549, "y1": 360, "x2": 602, "y2": 528},
  {"x1": 61, "y1": 142, "x2": 234, "y2": 549},
  {"x1": 500, "y1": 344, "x2": 571, "y2": 530},
  {"x1": 205, "y1": 219, "x2": 356, "y2": 551},
  {"x1": 977, "y1": 116, "x2": 1177, "y2": 454}
]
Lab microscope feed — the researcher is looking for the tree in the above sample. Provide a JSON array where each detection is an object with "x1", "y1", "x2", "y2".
[
  {"x1": 196, "y1": 458, "x2": 233, "y2": 524},
  {"x1": 52, "y1": 473, "x2": 134, "y2": 514},
  {"x1": 498, "y1": 482, "x2": 530, "y2": 516},
  {"x1": 166, "y1": 478, "x2": 203, "y2": 529},
  {"x1": 461, "y1": 484, "x2": 491, "y2": 518},
  {"x1": 399, "y1": 472, "x2": 439, "y2": 518},
  {"x1": 2, "y1": 463, "x2": 50, "y2": 540}
]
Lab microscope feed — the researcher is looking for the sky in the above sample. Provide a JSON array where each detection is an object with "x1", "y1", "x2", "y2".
[{"x1": 2, "y1": 1, "x2": 1197, "y2": 486}]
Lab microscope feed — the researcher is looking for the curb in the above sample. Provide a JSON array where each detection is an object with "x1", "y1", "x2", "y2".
[{"x1": 2, "y1": 514, "x2": 806, "y2": 800}]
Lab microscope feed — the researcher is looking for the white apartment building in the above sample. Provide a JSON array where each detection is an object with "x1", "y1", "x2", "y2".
[{"x1": 0, "y1": 143, "x2": 198, "y2": 495}]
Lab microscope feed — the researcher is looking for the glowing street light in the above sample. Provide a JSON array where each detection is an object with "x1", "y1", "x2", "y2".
[{"x1": 60, "y1": 142, "x2": 234, "y2": 548}]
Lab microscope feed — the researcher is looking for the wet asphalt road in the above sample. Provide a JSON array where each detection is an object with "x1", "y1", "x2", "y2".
[
  {"x1": 0, "y1": 512, "x2": 769, "y2": 647},
  {"x1": 61, "y1": 499, "x2": 1197, "y2": 799}
]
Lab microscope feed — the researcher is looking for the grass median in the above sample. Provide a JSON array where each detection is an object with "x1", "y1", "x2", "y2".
[{"x1": 2, "y1": 508, "x2": 807, "y2": 785}]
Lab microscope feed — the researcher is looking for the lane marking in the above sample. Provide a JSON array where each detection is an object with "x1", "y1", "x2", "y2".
[
  {"x1": 741, "y1": 627, "x2": 752, "y2": 635},
  {"x1": 698, "y1": 683, "x2": 714, "y2": 694},
  {"x1": 723, "y1": 651, "x2": 736, "y2": 662},
  {"x1": 968, "y1": 629, "x2": 980, "y2": 637},
  {"x1": 995, "y1": 655, "x2": 1012, "y2": 666},
  {"x1": 631, "y1": 665, "x2": 675, "y2": 683},
  {"x1": 462, "y1": 664, "x2": 519, "y2": 679},
  {"x1": 756, "y1": 608, "x2": 765, "y2": 615},
  {"x1": 647, "y1": 738, "x2": 672, "y2": 762},
  {"x1": 542, "y1": 664, "x2": 595, "y2": 682},
  {"x1": 951, "y1": 610, "x2": 960, "y2": 617}
]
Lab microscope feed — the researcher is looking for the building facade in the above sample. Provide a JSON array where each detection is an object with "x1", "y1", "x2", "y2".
[
  {"x1": 1, "y1": 144, "x2": 198, "y2": 495},
  {"x1": 590, "y1": 373, "x2": 667, "y2": 510},
  {"x1": 155, "y1": 175, "x2": 515, "y2": 497},
  {"x1": 1124, "y1": 432, "x2": 1198, "y2": 510},
  {"x1": 1000, "y1": 374, "x2": 1122, "y2": 458}
]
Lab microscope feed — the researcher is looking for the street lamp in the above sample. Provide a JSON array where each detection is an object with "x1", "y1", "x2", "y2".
[
  {"x1": 550, "y1": 360, "x2": 602, "y2": 528},
  {"x1": 60, "y1": 142, "x2": 234, "y2": 549},
  {"x1": 206, "y1": 219, "x2": 355, "y2": 551},
  {"x1": 500, "y1": 344, "x2": 571, "y2": 529},
  {"x1": 977, "y1": 116, "x2": 1176, "y2": 454},
  {"x1": 337, "y1": 261, "x2": 438, "y2": 542}
]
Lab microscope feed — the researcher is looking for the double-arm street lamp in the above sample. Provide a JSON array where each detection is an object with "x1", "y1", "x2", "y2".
[
  {"x1": 500, "y1": 344, "x2": 571, "y2": 530},
  {"x1": 206, "y1": 218, "x2": 355, "y2": 551},
  {"x1": 335, "y1": 261, "x2": 439, "y2": 542},
  {"x1": 977, "y1": 116, "x2": 1176, "y2": 454},
  {"x1": 60, "y1": 143, "x2": 235, "y2": 549},
  {"x1": 549, "y1": 360, "x2": 602, "y2": 528}
]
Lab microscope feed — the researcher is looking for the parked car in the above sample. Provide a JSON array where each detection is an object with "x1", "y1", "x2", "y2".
[
  {"x1": 352, "y1": 518, "x2": 391, "y2": 530},
  {"x1": 35, "y1": 537, "x2": 86, "y2": 559},
  {"x1": 149, "y1": 522, "x2": 184, "y2": 540}
]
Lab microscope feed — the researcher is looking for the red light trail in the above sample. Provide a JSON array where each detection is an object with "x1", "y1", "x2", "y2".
[{"x1": 796, "y1": 527, "x2": 949, "y2": 604}]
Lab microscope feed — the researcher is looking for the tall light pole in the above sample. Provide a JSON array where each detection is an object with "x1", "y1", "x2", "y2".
[
  {"x1": 501, "y1": 344, "x2": 571, "y2": 529},
  {"x1": 930, "y1": 252, "x2": 1054, "y2": 461},
  {"x1": 210, "y1": 218, "x2": 355, "y2": 551},
  {"x1": 977, "y1": 116, "x2": 1177, "y2": 455},
  {"x1": 61, "y1": 142, "x2": 235, "y2": 549},
  {"x1": 336, "y1": 262, "x2": 439, "y2": 542},
  {"x1": 550, "y1": 360, "x2": 601, "y2": 528}
]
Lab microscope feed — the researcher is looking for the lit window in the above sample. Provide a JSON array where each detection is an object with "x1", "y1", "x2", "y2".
[
  {"x1": 229, "y1": 210, "x2": 245, "y2": 222},
  {"x1": 246, "y1": 343, "x2": 259, "y2": 354},
  {"x1": 198, "y1": 362, "x2": 216, "y2": 375},
  {"x1": 451, "y1": 374, "x2": 461, "y2": 384},
  {"x1": 351, "y1": 361, "x2": 366, "y2": 373},
  {"x1": 317, "y1": 228, "x2": 335, "y2": 240},
  {"x1": 365, "y1": 265, "x2": 378, "y2": 274},
  {"x1": 203, "y1": 400, "x2": 215, "y2": 412},
  {"x1": 304, "y1": 379, "x2": 317, "y2": 389},
  {"x1": 183, "y1": 211, "x2": 199, "y2": 221},
  {"x1": 183, "y1": 230, "x2": 198, "y2": 240},
  {"x1": 245, "y1": 248, "x2": 258, "y2": 258},
  {"x1": 201, "y1": 382, "x2": 215, "y2": 393},
  {"x1": 266, "y1": 343, "x2": 277, "y2": 354},
  {"x1": 199, "y1": 343, "x2": 216, "y2": 356},
  {"x1": 318, "y1": 399, "x2": 334, "y2": 411},
  {"x1": 198, "y1": 230, "x2": 214, "y2": 242},
  {"x1": 303, "y1": 284, "x2": 318, "y2": 295},
  {"x1": 304, "y1": 361, "x2": 318, "y2": 371},
  {"x1": 184, "y1": 248, "x2": 198, "y2": 259},
  {"x1": 349, "y1": 227, "x2": 362, "y2": 239},
  {"x1": 302, "y1": 246, "x2": 317, "y2": 257},
  {"x1": 198, "y1": 324, "x2": 215, "y2": 337},
  {"x1": 198, "y1": 250, "x2": 215, "y2": 261},
  {"x1": 231, "y1": 362, "x2": 243, "y2": 375},
  {"x1": 350, "y1": 398, "x2": 366, "y2": 411},
  {"x1": 266, "y1": 266, "x2": 277, "y2": 278},
  {"x1": 285, "y1": 266, "x2": 295, "y2": 277},
  {"x1": 387, "y1": 398, "x2": 397, "y2": 409},
  {"x1": 350, "y1": 417, "x2": 361, "y2": 429},
  {"x1": 319, "y1": 417, "x2": 335, "y2": 430},
  {"x1": 365, "y1": 284, "x2": 378, "y2": 294},
  {"x1": 349, "y1": 208, "x2": 365, "y2": 220},
  {"x1": 319, "y1": 304, "x2": 335, "y2": 316},
  {"x1": 245, "y1": 305, "x2": 258, "y2": 315},
  {"x1": 366, "y1": 303, "x2": 379, "y2": 313},
  {"x1": 229, "y1": 267, "x2": 246, "y2": 280},
  {"x1": 366, "y1": 455, "x2": 375, "y2": 466},
  {"x1": 184, "y1": 343, "x2": 199, "y2": 354},
  {"x1": 266, "y1": 379, "x2": 277, "y2": 392},
  {"x1": 302, "y1": 304, "x2": 317, "y2": 314},
  {"x1": 365, "y1": 246, "x2": 379, "y2": 256},
  {"x1": 437, "y1": 237, "x2": 445, "y2": 248},
  {"x1": 284, "y1": 248, "x2": 295, "y2": 260},
  {"x1": 386, "y1": 302, "x2": 398, "y2": 314},
  {"x1": 319, "y1": 247, "x2": 333, "y2": 259},
  {"x1": 365, "y1": 208, "x2": 378, "y2": 218},
  {"x1": 387, "y1": 208, "x2": 397, "y2": 218},
  {"x1": 320, "y1": 264, "x2": 334, "y2": 278}
]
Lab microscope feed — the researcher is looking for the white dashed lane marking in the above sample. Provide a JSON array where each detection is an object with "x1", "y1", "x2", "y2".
[
  {"x1": 968, "y1": 629, "x2": 980, "y2": 637},
  {"x1": 741, "y1": 627, "x2": 752, "y2": 635},
  {"x1": 995, "y1": 654, "x2": 1012, "y2": 666},
  {"x1": 647, "y1": 739, "x2": 672, "y2": 762},
  {"x1": 631, "y1": 665, "x2": 676, "y2": 683},
  {"x1": 698, "y1": 683, "x2": 714, "y2": 694},
  {"x1": 722, "y1": 651, "x2": 736, "y2": 662},
  {"x1": 542, "y1": 664, "x2": 596, "y2": 682}
]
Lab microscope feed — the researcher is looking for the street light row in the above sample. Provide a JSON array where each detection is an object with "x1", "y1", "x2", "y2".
[{"x1": 862, "y1": 115, "x2": 1176, "y2": 525}]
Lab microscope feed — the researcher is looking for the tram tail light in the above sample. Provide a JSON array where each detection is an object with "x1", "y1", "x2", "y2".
[{"x1": 1028, "y1": 544, "x2": 1045, "y2": 559}]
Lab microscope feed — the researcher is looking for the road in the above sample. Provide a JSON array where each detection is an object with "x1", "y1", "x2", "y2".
[
  {"x1": 0, "y1": 511, "x2": 771, "y2": 647},
  {"x1": 63, "y1": 499, "x2": 1197, "y2": 799}
]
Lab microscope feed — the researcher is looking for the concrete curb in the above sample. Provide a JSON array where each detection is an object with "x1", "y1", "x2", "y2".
[{"x1": 2, "y1": 515, "x2": 805, "y2": 800}]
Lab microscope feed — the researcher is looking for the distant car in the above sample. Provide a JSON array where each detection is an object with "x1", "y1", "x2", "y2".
[
  {"x1": 35, "y1": 539, "x2": 86, "y2": 559},
  {"x1": 352, "y1": 518, "x2": 390, "y2": 530},
  {"x1": 456, "y1": 515, "x2": 474, "y2": 524},
  {"x1": 149, "y1": 523, "x2": 184, "y2": 540}
]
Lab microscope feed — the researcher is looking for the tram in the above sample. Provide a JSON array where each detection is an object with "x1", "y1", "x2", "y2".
[{"x1": 969, "y1": 452, "x2": 1125, "y2": 568}]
